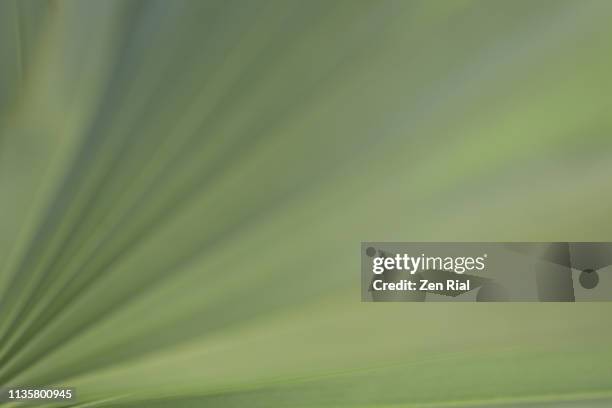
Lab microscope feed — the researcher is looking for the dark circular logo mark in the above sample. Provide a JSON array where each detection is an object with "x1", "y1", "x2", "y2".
[
  {"x1": 365, "y1": 247, "x2": 376, "y2": 257},
  {"x1": 579, "y1": 269, "x2": 599, "y2": 289}
]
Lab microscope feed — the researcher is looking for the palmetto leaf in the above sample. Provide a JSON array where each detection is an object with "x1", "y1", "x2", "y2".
[{"x1": 1, "y1": 1, "x2": 612, "y2": 407}]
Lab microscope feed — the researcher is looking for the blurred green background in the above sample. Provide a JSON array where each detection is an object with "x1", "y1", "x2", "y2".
[{"x1": 1, "y1": 0, "x2": 612, "y2": 406}]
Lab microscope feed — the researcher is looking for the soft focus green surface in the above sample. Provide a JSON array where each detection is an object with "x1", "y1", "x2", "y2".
[{"x1": 1, "y1": 0, "x2": 612, "y2": 406}]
